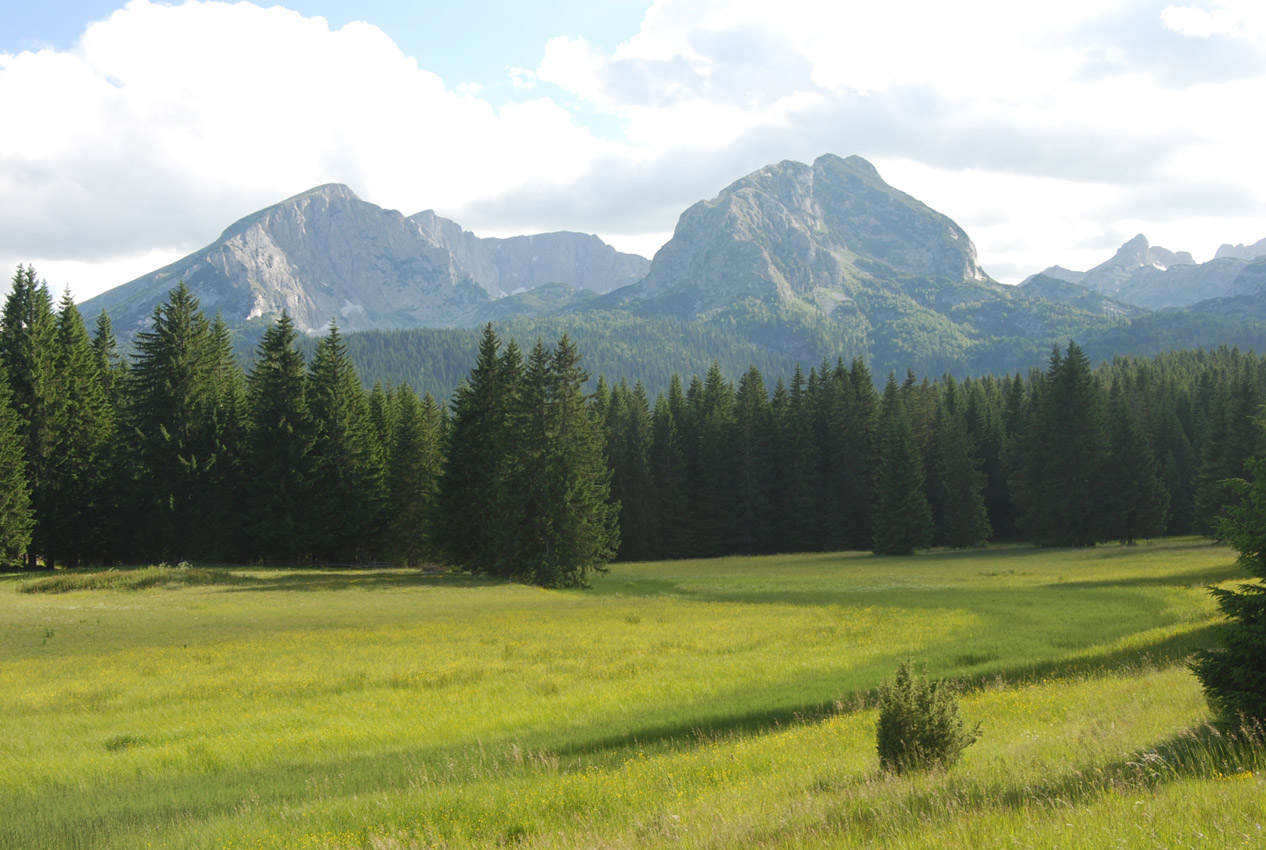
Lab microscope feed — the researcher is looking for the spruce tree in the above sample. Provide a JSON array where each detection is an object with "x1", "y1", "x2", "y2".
[
  {"x1": 307, "y1": 322, "x2": 385, "y2": 563},
  {"x1": 385, "y1": 386, "x2": 443, "y2": 565},
  {"x1": 934, "y1": 389, "x2": 992, "y2": 549},
  {"x1": 1022, "y1": 343, "x2": 1108, "y2": 547},
  {"x1": 733, "y1": 366, "x2": 774, "y2": 554},
  {"x1": 438, "y1": 324, "x2": 513, "y2": 572},
  {"x1": 1102, "y1": 384, "x2": 1169, "y2": 545},
  {"x1": 126, "y1": 282, "x2": 220, "y2": 561},
  {"x1": 1192, "y1": 418, "x2": 1266, "y2": 724},
  {"x1": 535, "y1": 334, "x2": 619, "y2": 587},
  {"x1": 872, "y1": 373, "x2": 933, "y2": 556},
  {"x1": 0, "y1": 266, "x2": 56, "y2": 567},
  {"x1": 245, "y1": 313, "x2": 315, "y2": 563},
  {"x1": 43, "y1": 293, "x2": 113, "y2": 566},
  {"x1": 0, "y1": 378, "x2": 32, "y2": 566}
]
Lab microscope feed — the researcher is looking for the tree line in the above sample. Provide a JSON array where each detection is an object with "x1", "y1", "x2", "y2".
[
  {"x1": 0, "y1": 266, "x2": 1262, "y2": 582},
  {"x1": 596, "y1": 340, "x2": 1264, "y2": 559},
  {"x1": 0, "y1": 270, "x2": 616, "y2": 585}
]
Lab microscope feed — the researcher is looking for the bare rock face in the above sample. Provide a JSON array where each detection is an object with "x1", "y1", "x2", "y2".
[
  {"x1": 1074, "y1": 234, "x2": 1261, "y2": 310},
  {"x1": 82, "y1": 185, "x2": 649, "y2": 335},
  {"x1": 623, "y1": 154, "x2": 989, "y2": 316},
  {"x1": 1215, "y1": 238, "x2": 1266, "y2": 261}
]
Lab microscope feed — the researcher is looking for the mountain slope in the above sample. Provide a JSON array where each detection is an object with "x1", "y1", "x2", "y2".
[
  {"x1": 604, "y1": 153, "x2": 989, "y2": 317},
  {"x1": 80, "y1": 185, "x2": 649, "y2": 335}
]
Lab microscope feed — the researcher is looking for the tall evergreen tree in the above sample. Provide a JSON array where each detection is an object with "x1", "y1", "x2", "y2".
[
  {"x1": 1102, "y1": 384, "x2": 1169, "y2": 544},
  {"x1": 1021, "y1": 343, "x2": 1108, "y2": 547},
  {"x1": 732, "y1": 366, "x2": 774, "y2": 554},
  {"x1": 534, "y1": 334, "x2": 619, "y2": 586},
  {"x1": 934, "y1": 385, "x2": 992, "y2": 549},
  {"x1": 126, "y1": 282, "x2": 222, "y2": 561},
  {"x1": 307, "y1": 322, "x2": 386, "y2": 563},
  {"x1": 0, "y1": 378, "x2": 32, "y2": 566},
  {"x1": 437, "y1": 324, "x2": 516, "y2": 572},
  {"x1": 42, "y1": 294, "x2": 113, "y2": 566},
  {"x1": 245, "y1": 313, "x2": 315, "y2": 563},
  {"x1": 385, "y1": 386, "x2": 443, "y2": 565},
  {"x1": 0, "y1": 266, "x2": 56, "y2": 567},
  {"x1": 872, "y1": 374, "x2": 934, "y2": 556}
]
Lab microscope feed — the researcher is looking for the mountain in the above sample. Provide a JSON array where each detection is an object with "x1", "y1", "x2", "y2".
[
  {"x1": 1017, "y1": 274, "x2": 1146, "y2": 318},
  {"x1": 1215, "y1": 238, "x2": 1266, "y2": 261},
  {"x1": 79, "y1": 184, "x2": 649, "y2": 335},
  {"x1": 602, "y1": 154, "x2": 989, "y2": 317}
]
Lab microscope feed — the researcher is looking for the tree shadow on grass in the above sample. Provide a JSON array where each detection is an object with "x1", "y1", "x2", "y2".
[
  {"x1": 1046, "y1": 562, "x2": 1247, "y2": 590},
  {"x1": 212, "y1": 567, "x2": 501, "y2": 593},
  {"x1": 548, "y1": 622, "x2": 1229, "y2": 762}
]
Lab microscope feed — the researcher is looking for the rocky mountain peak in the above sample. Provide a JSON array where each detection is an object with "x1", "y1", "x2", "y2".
[
  {"x1": 625, "y1": 153, "x2": 989, "y2": 316},
  {"x1": 1215, "y1": 238, "x2": 1266, "y2": 261}
]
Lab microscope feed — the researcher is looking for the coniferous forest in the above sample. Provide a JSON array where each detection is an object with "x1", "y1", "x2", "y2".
[{"x1": 1, "y1": 266, "x2": 1263, "y2": 584}]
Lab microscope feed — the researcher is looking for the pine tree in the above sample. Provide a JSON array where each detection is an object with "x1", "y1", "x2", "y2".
[
  {"x1": 872, "y1": 373, "x2": 933, "y2": 556},
  {"x1": 534, "y1": 334, "x2": 619, "y2": 587},
  {"x1": 605, "y1": 379, "x2": 657, "y2": 561},
  {"x1": 934, "y1": 387, "x2": 992, "y2": 549},
  {"x1": 650, "y1": 388, "x2": 688, "y2": 559},
  {"x1": 0, "y1": 266, "x2": 56, "y2": 567},
  {"x1": 1192, "y1": 417, "x2": 1266, "y2": 724},
  {"x1": 245, "y1": 313, "x2": 315, "y2": 563},
  {"x1": 437, "y1": 324, "x2": 513, "y2": 572},
  {"x1": 385, "y1": 385, "x2": 443, "y2": 565},
  {"x1": 126, "y1": 282, "x2": 221, "y2": 562},
  {"x1": 733, "y1": 366, "x2": 774, "y2": 554},
  {"x1": 0, "y1": 378, "x2": 32, "y2": 566},
  {"x1": 1022, "y1": 343, "x2": 1108, "y2": 547},
  {"x1": 1102, "y1": 384, "x2": 1169, "y2": 544},
  {"x1": 43, "y1": 293, "x2": 113, "y2": 566},
  {"x1": 307, "y1": 322, "x2": 385, "y2": 563}
]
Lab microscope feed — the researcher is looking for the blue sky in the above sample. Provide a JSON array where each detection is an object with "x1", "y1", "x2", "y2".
[{"x1": 2, "y1": 0, "x2": 1264, "y2": 301}]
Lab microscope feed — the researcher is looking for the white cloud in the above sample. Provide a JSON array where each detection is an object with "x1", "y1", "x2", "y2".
[
  {"x1": 1162, "y1": 1, "x2": 1266, "y2": 40},
  {"x1": 0, "y1": 0, "x2": 608, "y2": 299},
  {"x1": 2, "y1": 0, "x2": 1265, "y2": 301}
]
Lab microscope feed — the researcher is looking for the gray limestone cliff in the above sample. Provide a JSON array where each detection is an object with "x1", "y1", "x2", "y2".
[
  {"x1": 81, "y1": 185, "x2": 649, "y2": 335},
  {"x1": 614, "y1": 154, "x2": 989, "y2": 316}
]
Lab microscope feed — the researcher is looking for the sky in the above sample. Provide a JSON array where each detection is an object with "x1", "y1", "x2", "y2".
[{"x1": 1, "y1": 0, "x2": 1264, "y2": 302}]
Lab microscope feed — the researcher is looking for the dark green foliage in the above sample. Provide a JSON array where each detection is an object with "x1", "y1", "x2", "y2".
[
  {"x1": 872, "y1": 374, "x2": 933, "y2": 556},
  {"x1": 1021, "y1": 343, "x2": 1109, "y2": 547},
  {"x1": 43, "y1": 294, "x2": 114, "y2": 566},
  {"x1": 1192, "y1": 423, "x2": 1266, "y2": 724},
  {"x1": 245, "y1": 313, "x2": 315, "y2": 563},
  {"x1": 0, "y1": 378, "x2": 32, "y2": 566},
  {"x1": 0, "y1": 266, "x2": 56, "y2": 567},
  {"x1": 306, "y1": 323, "x2": 385, "y2": 563},
  {"x1": 125, "y1": 283, "x2": 234, "y2": 562},
  {"x1": 934, "y1": 385, "x2": 992, "y2": 549},
  {"x1": 1102, "y1": 384, "x2": 1169, "y2": 545},
  {"x1": 507, "y1": 336, "x2": 619, "y2": 587},
  {"x1": 384, "y1": 385, "x2": 443, "y2": 565},
  {"x1": 436, "y1": 324, "x2": 517, "y2": 573},
  {"x1": 876, "y1": 659, "x2": 980, "y2": 774}
]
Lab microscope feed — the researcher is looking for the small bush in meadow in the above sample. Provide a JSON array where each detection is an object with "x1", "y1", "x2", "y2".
[{"x1": 876, "y1": 659, "x2": 980, "y2": 774}]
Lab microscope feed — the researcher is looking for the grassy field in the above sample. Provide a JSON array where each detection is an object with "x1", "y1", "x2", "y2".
[{"x1": 1, "y1": 538, "x2": 1262, "y2": 849}]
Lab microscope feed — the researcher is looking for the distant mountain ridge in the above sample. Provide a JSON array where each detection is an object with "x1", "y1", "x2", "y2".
[
  {"x1": 81, "y1": 184, "x2": 649, "y2": 335},
  {"x1": 1023, "y1": 234, "x2": 1266, "y2": 311},
  {"x1": 76, "y1": 154, "x2": 1266, "y2": 385}
]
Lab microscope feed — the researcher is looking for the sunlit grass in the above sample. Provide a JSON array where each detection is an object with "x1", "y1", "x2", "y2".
[{"x1": 0, "y1": 537, "x2": 1258, "y2": 849}]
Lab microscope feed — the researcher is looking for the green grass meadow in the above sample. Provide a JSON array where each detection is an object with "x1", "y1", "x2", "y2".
[{"x1": 1, "y1": 538, "x2": 1262, "y2": 849}]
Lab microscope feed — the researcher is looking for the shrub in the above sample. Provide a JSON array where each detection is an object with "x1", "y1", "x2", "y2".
[{"x1": 876, "y1": 659, "x2": 979, "y2": 773}]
